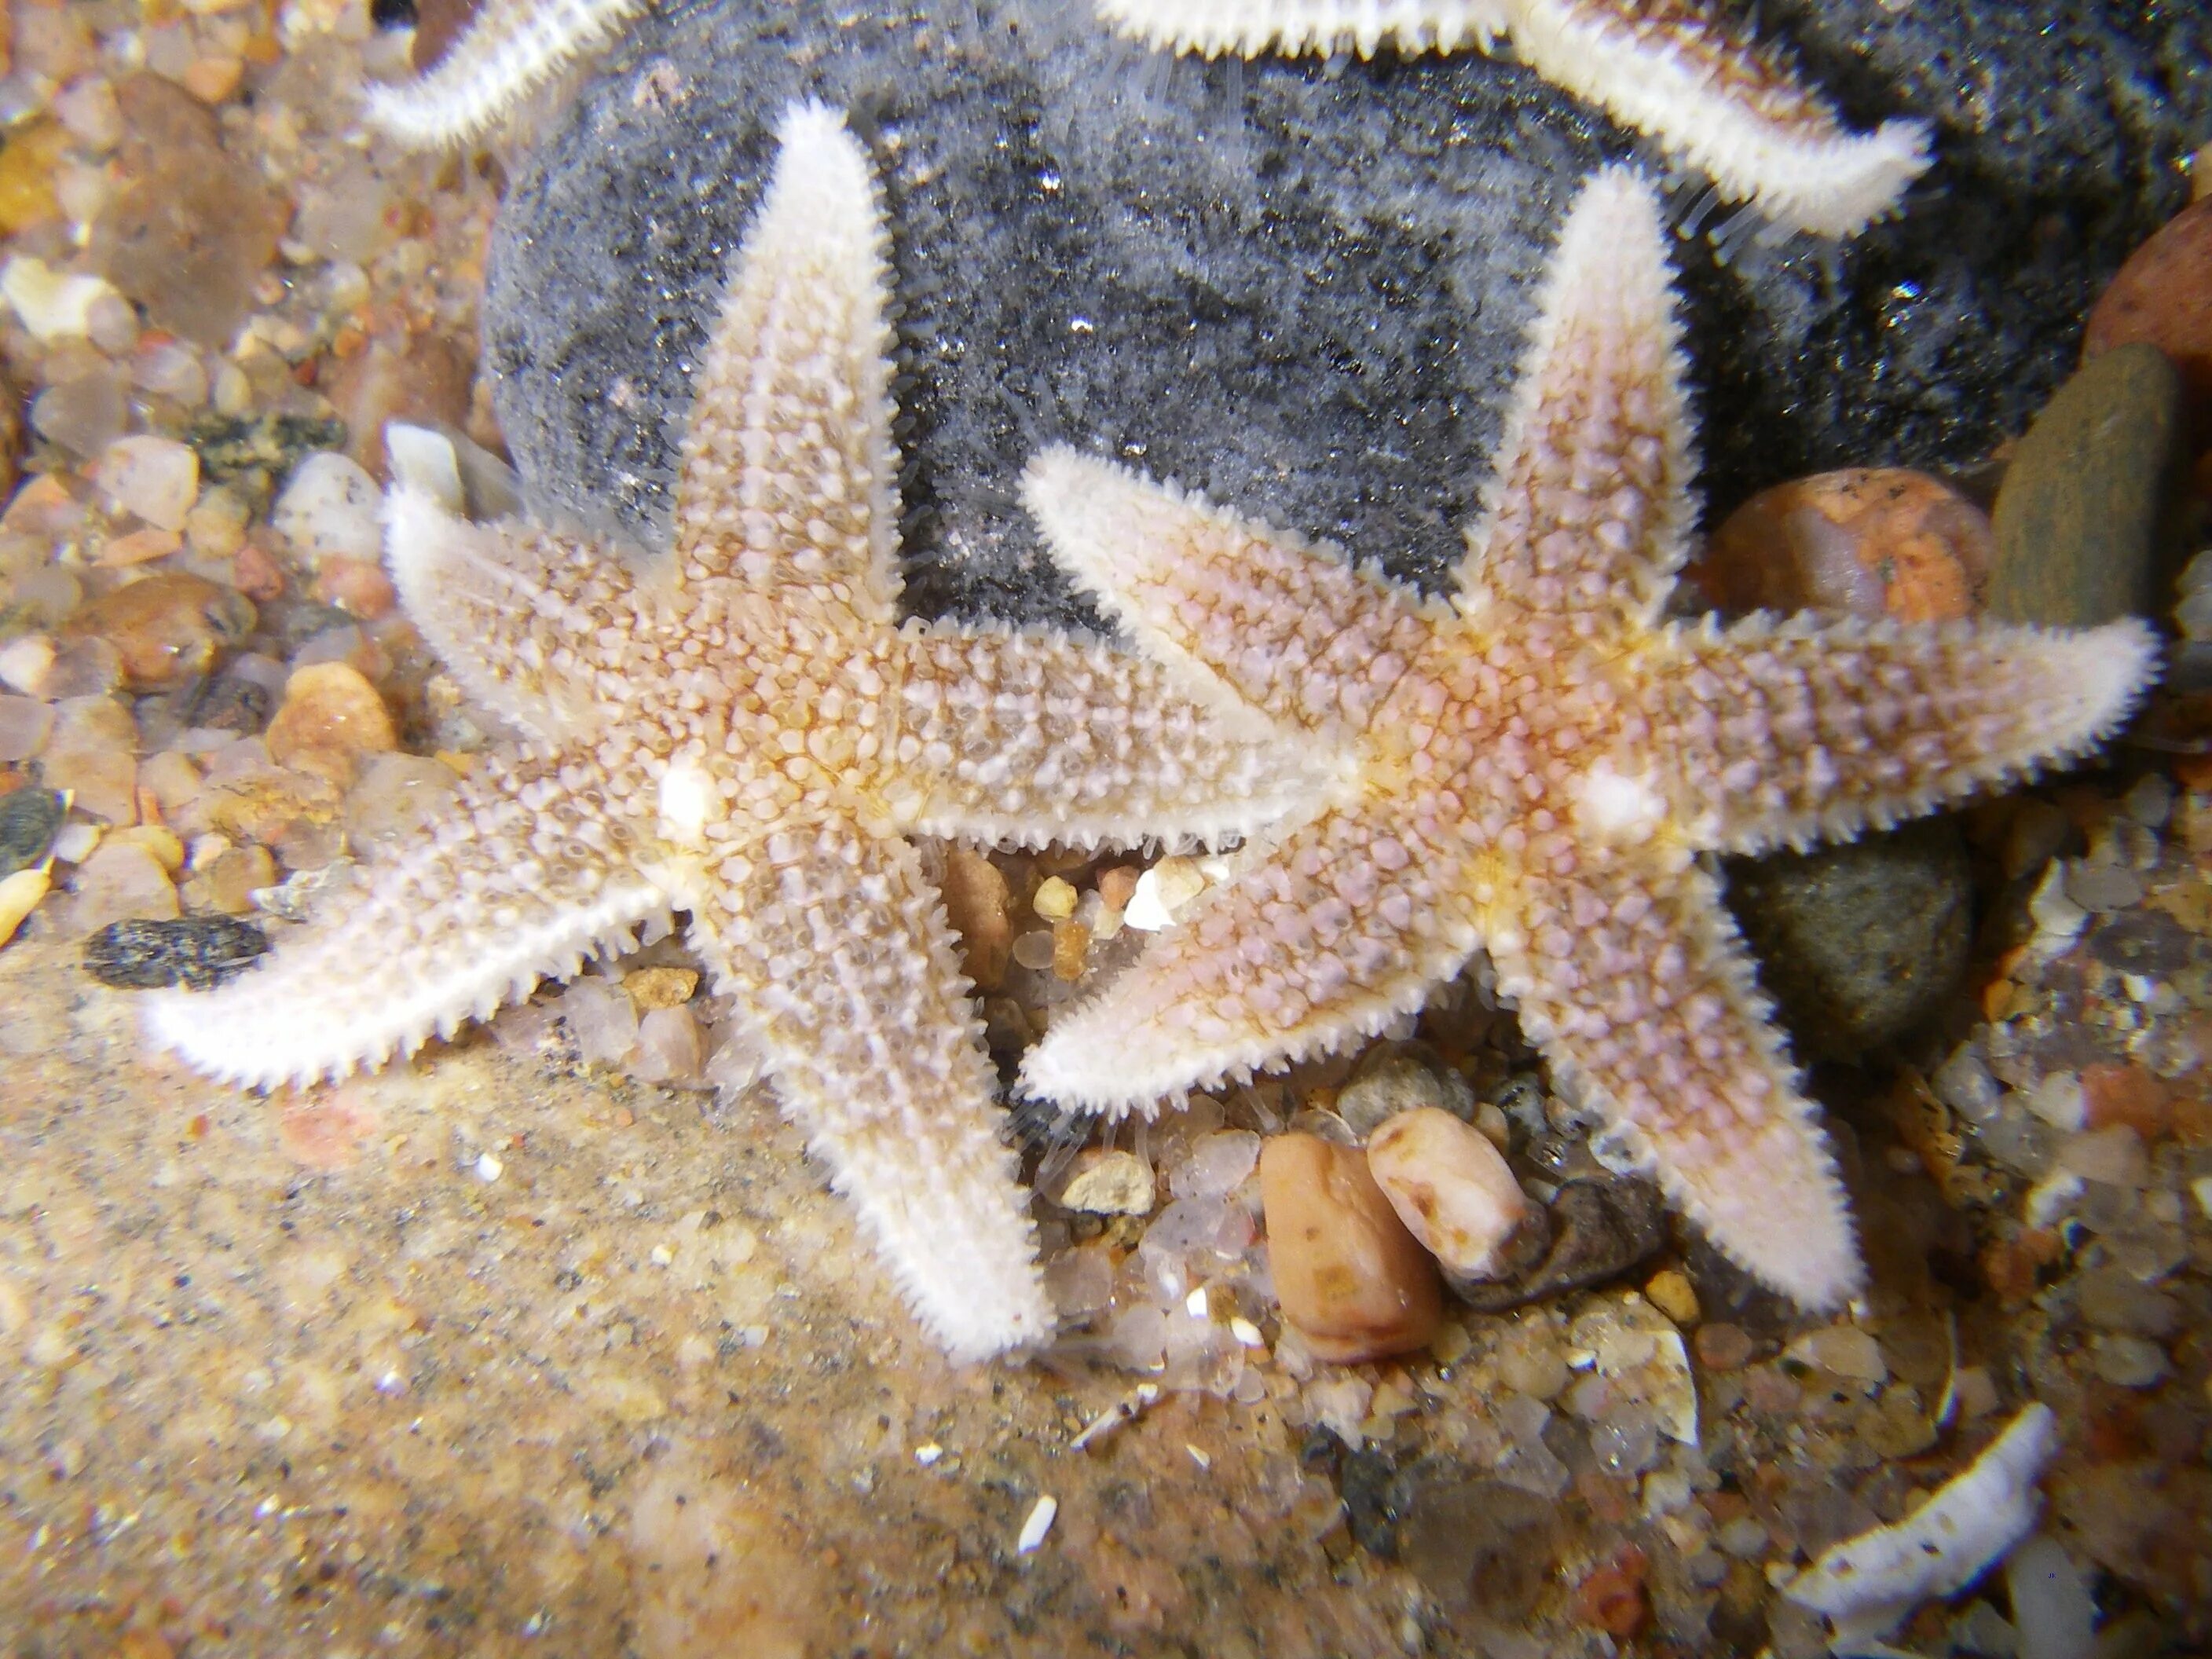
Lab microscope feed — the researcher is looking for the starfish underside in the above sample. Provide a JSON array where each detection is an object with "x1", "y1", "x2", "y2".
[
  {"x1": 364, "y1": 0, "x2": 646, "y2": 147},
  {"x1": 148, "y1": 104, "x2": 1323, "y2": 1362},
  {"x1": 1018, "y1": 166, "x2": 2157, "y2": 1309},
  {"x1": 1094, "y1": 0, "x2": 1932, "y2": 238}
]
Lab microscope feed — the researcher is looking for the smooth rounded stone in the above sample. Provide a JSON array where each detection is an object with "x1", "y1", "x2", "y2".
[
  {"x1": 1055, "y1": 1148, "x2": 1156, "y2": 1216},
  {"x1": 0, "y1": 786, "x2": 66, "y2": 879},
  {"x1": 343, "y1": 752, "x2": 460, "y2": 848},
  {"x1": 2064, "y1": 859, "x2": 2143, "y2": 913},
  {"x1": 0, "y1": 867, "x2": 48, "y2": 947},
  {"x1": 58, "y1": 840, "x2": 178, "y2": 936},
  {"x1": 1783, "y1": 1324, "x2": 1888, "y2": 1383},
  {"x1": 264, "y1": 661, "x2": 400, "y2": 766},
  {"x1": 2005, "y1": 1534, "x2": 2096, "y2": 1659},
  {"x1": 2073, "y1": 1266, "x2": 2181, "y2": 1339},
  {"x1": 1336, "y1": 1041, "x2": 1477, "y2": 1137},
  {"x1": 1723, "y1": 816, "x2": 1971, "y2": 1061},
  {"x1": 91, "y1": 75, "x2": 284, "y2": 347},
  {"x1": 1393, "y1": 1468, "x2": 1562, "y2": 1623},
  {"x1": 1172, "y1": 1128, "x2": 1262, "y2": 1201},
  {"x1": 2091, "y1": 1333, "x2": 2170, "y2": 1390},
  {"x1": 2086, "y1": 196, "x2": 2212, "y2": 408},
  {"x1": 938, "y1": 845, "x2": 1012, "y2": 991},
  {"x1": 1693, "y1": 1320, "x2": 1756, "y2": 1372},
  {"x1": 1260, "y1": 1132, "x2": 1441, "y2": 1363},
  {"x1": 31, "y1": 367, "x2": 127, "y2": 459},
  {"x1": 1987, "y1": 344, "x2": 2190, "y2": 628},
  {"x1": 1643, "y1": 1267, "x2": 1701, "y2": 1326},
  {"x1": 59, "y1": 572, "x2": 256, "y2": 690},
  {"x1": 1452, "y1": 1177, "x2": 1663, "y2": 1313},
  {"x1": 180, "y1": 840, "x2": 276, "y2": 914},
  {"x1": 272, "y1": 451, "x2": 384, "y2": 569},
  {"x1": 483, "y1": 0, "x2": 2211, "y2": 628},
  {"x1": 82, "y1": 914, "x2": 267, "y2": 989},
  {"x1": 1690, "y1": 467, "x2": 1992, "y2": 623},
  {"x1": 93, "y1": 434, "x2": 200, "y2": 531},
  {"x1": 1366, "y1": 1106, "x2": 1539, "y2": 1280},
  {"x1": 2056, "y1": 1125, "x2": 2148, "y2": 1188}
]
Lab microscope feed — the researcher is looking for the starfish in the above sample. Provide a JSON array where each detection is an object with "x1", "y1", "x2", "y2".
[
  {"x1": 1016, "y1": 165, "x2": 2157, "y2": 1309},
  {"x1": 146, "y1": 102, "x2": 1321, "y2": 1362},
  {"x1": 1093, "y1": 0, "x2": 1932, "y2": 239},
  {"x1": 364, "y1": 0, "x2": 645, "y2": 148}
]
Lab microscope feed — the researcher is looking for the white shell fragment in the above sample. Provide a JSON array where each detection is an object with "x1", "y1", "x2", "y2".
[
  {"x1": 1016, "y1": 1494, "x2": 1058, "y2": 1555},
  {"x1": 1784, "y1": 1402, "x2": 2060, "y2": 1651}
]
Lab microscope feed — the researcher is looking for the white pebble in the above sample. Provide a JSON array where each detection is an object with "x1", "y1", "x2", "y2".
[
  {"x1": 473, "y1": 1152, "x2": 503, "y2": 1183},
  {"x1": 2006, "y1": 1534, "x2": 2095, "y2": 1659},
  {"x1": 94, "y1": 435, "x2": 200, "y2": 532},
  {"x1": 1366, "y1": 1106, "x2": 1529, "y2": 1277},
  {"x1": 2024, "y1": 1071, "x2": 2085, "y2": 1132},
  {"x1": 2, "y1": 256, "x2": 120, "y2": 342},
  {"x1": 1016, "y1": 1494, "x2": 1057, "y2": 1554},
  {"x1": 273, "y1": 451, "x2": 383, "y2": 567}
]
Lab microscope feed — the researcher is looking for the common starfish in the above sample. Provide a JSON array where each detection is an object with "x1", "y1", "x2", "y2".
[
  {"x1": 1017, "y1": 166, "x2": 2157, "y2": 1309},
  {"x1": 1093, "y1": 0, "x2": 1932, "y2": 238},
  {"x1": 364, "y1": 0, "x2": 644, "y2": 147},
  {"x1": 148, "y1": 102, "x2": 1320, "y2": 1361}
]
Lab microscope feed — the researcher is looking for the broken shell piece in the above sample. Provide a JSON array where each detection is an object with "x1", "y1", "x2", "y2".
[
  {"x1": 1366, "y1": 1105, "x2": 1536, "y2": 1279},
  {"x1": 1057, "y1": 1148, "x2": 1157, "y2": 1216},
  {"x1": 1784, "y1": 1402, "x2": 2060, "y2": 1650}
]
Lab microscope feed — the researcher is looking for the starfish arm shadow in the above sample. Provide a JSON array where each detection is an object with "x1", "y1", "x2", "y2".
[
  {"x1": 1020, "y1": 801, "x2": 1484, "y2": 1115},
  {"x1": 1485, "y1": 839, "x2": 1861, "y2": 1308},
  {"x1": 891, "y1": 622, "x2": 1335, "y2": 851},
  {"x1": 684, "y1": 815, "x2": 1054, "y2": 1361},
  {"x1": 364, "y1": 0, "x2": 646, "y2": 148},
  {"x1": 1658, "y1": 613, "x2": 2163, "y2": 855},
  {"x1": 144, "y1": 748, "x2": 669, "y2": 1090}
]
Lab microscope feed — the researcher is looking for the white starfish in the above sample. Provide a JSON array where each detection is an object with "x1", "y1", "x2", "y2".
[
  {"x1": 147, "y1": 102, "x2": 1322, "y2": 1361},
  {"x1": 1017, "y1": 165, "x2": 2154, "y2": 1309},
  {"x1": 364, "y1": 0, "x2": 645, "y2": 148},
  {"x1": 1094, "y1": 0, "x2": 1933, "y2": 238}
]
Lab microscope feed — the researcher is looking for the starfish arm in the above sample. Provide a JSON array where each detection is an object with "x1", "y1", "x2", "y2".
[
  {"x1": 144, "y1": 747, "x2": 667, "y2": 1090},
  {"x1": 383, "y1": 482, "x2": 641, "y2": 742},
  {"x1": 362, "y1": 0, "x2": 645, "y2": 148},
  {"x1": 672, "y1": 102, "x2": 903, "y2": 623},
  {"x1": 684, "y1": 818, "x2": 1053, "y2": 1361},
  {"x1": 886, "y1": 623, "x2": 1331, "y2": 851},
  {"x1": 1019, "y1": 803, "x2": 1482, "y2": 1115},
  {"x1": 1486, "y1": 844, "x2": 1862, "y2": 1309},
  {"x1": 1023, "y1": 448, "x2": 1440, "y2": 739},
  {"x1": 1093, "y1": 0, "x2": 1512, "y2": 58},
  {"x1": 1656, "y1": 614, "x2": 2161, "y2": 856},
  {"x1": 1505, "y1": 0, "x2": 1931, "y2": 238},
  {"x1": 1457, "y1": 166, "x2": 1702, "y2": 632}
]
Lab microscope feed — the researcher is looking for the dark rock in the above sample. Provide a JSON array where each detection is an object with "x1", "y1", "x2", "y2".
[
  {"x1": 185, "y1": 673, "x2": 274, "y2": 737},
  {"x1": 484, "y1": 0, "x2": 2210, "y2": 627},
  {"x1": 1335, "y1": 1041, "x2": 1476, "y2": 1137},
  {"x1": 187, "y1": 415, "x2": 352, "y2": 496},
  {"x1": 83, "y1": 916, "x2": 269, "y2": 990},
  {"x1": 1393, "y1": 1467, "x2": 1562, "y2": 1621},
  {"x1": 1454, "y1": 1177, "x2": 1664, "y2": 1312},
  {"x1": 1335, "y1": 1444, "x2": 1405, "y2": 1559},
  {"x1": 0, "y1": 785, "x2": 66, "y2": 879},
  {"x1": 1724, "y1": 815, "x2": 1971, "y2": 1061},
  {"x1": 1987, "y1": 342, "x2": 2191, "y2": 628}
]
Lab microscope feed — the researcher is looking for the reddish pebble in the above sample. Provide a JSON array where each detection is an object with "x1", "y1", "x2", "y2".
[
  {"x1": 265, "y1": 661, "x2": 398, "y2": 767},
  {"x1": 1690, "y1": 467, "x2": 1991, "y2": 623},
  {"x1": 232, "y1": 538, "x2": 286, "y2": 602},
  {"x1": 2084, "y1": 196, "x2": 2212, "y2": 407},
  {"x1": 2080, "y1": 1062, "x2": 2171, "y2": 1139},
  {"x1": 1261, "y1": 1132, "x2": 1441, "y2": 1363},
  {"x1": 313, "y1": 555, "x2": 397, "y2": 620},
  {"x1": 278, "y1": 1083, "x2": 383, "y2": 1171},
  {"x1": 1571, "y1": 1546, "x2": 1649, "y2": 1638},
  {"x1": 1693, "y1": 1320, "x2": 1756, "y2": 1372},
  {"x1": 60, "y1": 571, "x2": 256, "y2": 688}
]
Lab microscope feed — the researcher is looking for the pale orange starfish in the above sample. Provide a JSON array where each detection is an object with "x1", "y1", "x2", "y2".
[{"x1": 1018, "y1": 165, "x2": 2155, "y2": 1309}]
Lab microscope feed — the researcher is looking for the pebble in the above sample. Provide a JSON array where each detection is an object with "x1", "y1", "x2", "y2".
[
  {"x1": 58, "y1": 840, "x2": 178, "y2": 936},
  {"x1": 180, "y1": 841, "x2": 276, "y2": 914},
  {"x1": 0, "y1": 785, "x2": 67, "y2": 878},
  {"x1": 60, "y1": 572, "x2": 256, "y2": 690},
  {"x1": 0, "y1": 694, "x2": 50, "y2": 763},
  {"x1": 1643, "y1": 1269, "x2": 1700, "y2": 1326},
  {"x1": 624, "y1": 966, "x2": 698, "y2": 1011},
  {"x1": 1171, "y1": 1130, "x2": 1261, "y2": 1200},
  {"x1": 1987, "y1": 344, "x2": 2189, "y2": 628},
  {"x1": 82, "y1": 915, "x2": 269, "y2": 989},
  {"x1": 1336, "y1": 1041, "x2": 1477, "y2": 1135},
  {"x1": 631, "y1": 1005, "x2": 704, "y2": 1085},
  {"x1": 1057, "y1": 1148, "x2": 1156, "y2": 1216},
  {"x1": 1123, "y1": 855, "x2": 1204, "y2": 931},
  {"x1": 1783, "y1": 1324, "x2": 1888, "y2": 1384},
  {"x1": 1260, "y1": 1132, "x2": 1441, "y2": 1363},
  {"x1": 31, "y1": 366, "x2": 128, "y2": 458},
  {"x1": 1032, "y1": 874, "x2": 1077, "y2": 920},
  {"x1": 92, "y1": 434, "x2": 200, "y2": 531},
  {"x1": 1693, "y1": 1321, "x2": 1755, "y2": 1372},
  {"x1": 1365, "y1": 1106, "x2": 1536, "y2": 1280},
  {"x1": 1694, "y1": 467, "x2": 1991, "y2": 623},
  {"x1": 326, "y1": 335, "x2": 474, "y2": 478},
  {"x1": 0, "y1": 867, "x2": 49, "y2": 947},
  {"x1": 94, "y1": 75, "x2": 284, "y2": 347},
  {"x1": 1395, "y1": 1473, "x2": 1562, "y2": 1621},
  {"x1": 562, "y1": 976, "x2": 639, "y2": 1066},
  {"x1": 939, "y1": 846, "x2": 1011, "y2": 991},
  {"x1": 2056, "y1": 1125, "x2": 2148, "y2": 1188},
  {"x1": 2084, "y1": 196, "x2": 2212, "y2": 407},
  {"x1": 2065, "y1": 859, "x2": 2144, "y2": 912},
  {"x1": 1723, "y1": 818, "x2": 1970, "y2": 1060},
  {"x1": 2090, "y1": 1334, "x2": 2170, "y2": 1390},
  {"x1": 1456, "y1": 1177, "x2": 1663, "y2": 1313},
  {"x1": 2005, "y1": 1534, "x2": 2096, "y2": 1659},
  {"x1": 272, "y1": 452, "x2": 384, "y2": 569},
  {"x1": 1, "y1": 255, "x2": 124, "y2": 342},
  {"x1": 264, "y1": 661, "x2": 399, "y2": 766}
]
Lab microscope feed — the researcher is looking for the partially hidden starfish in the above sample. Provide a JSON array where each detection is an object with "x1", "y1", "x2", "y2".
[
  {"x1": 1017, "y1": 165, "x2": 2157, "y2": 1309},
  {"x1": 1094, "y1": 0, "x2": 1933, "y2": 238},
  {"x1": 148, "y1": 102, "x2": 1322, "y2": 1362},
  {"x1": 364, "y1": 0, "x2": 644, "y2": 147}
]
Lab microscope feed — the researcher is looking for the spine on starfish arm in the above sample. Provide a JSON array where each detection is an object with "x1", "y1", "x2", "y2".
[
  {"x1": 364, "y1": 0, "x2": 647, "y2": 148},
  {"x1": 1507, "y1": 0, "x2": 1932, "y2": 239},
  {"x1": 1094, "y1": 0, "x2": 1517, "y2": 60}
]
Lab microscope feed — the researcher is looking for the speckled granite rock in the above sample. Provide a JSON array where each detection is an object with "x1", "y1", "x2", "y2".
[{"x1": 482, "y1": 0, "x2": 2210, "y2": 625}]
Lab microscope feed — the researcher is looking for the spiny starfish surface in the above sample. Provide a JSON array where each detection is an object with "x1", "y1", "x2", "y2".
[
  {"x1": 364, "y1": 0, "x2": 644, "y2": 147},
  {"x1": 1018, "y1": 166, "x2": 2157, "y2": 1309},
  {"x1": 1094, "y1": 0, "x2": 1932, "y2": 238},
  {"x1": 148, "y1": 103, "x2": 1321, "y2": 1362}
]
